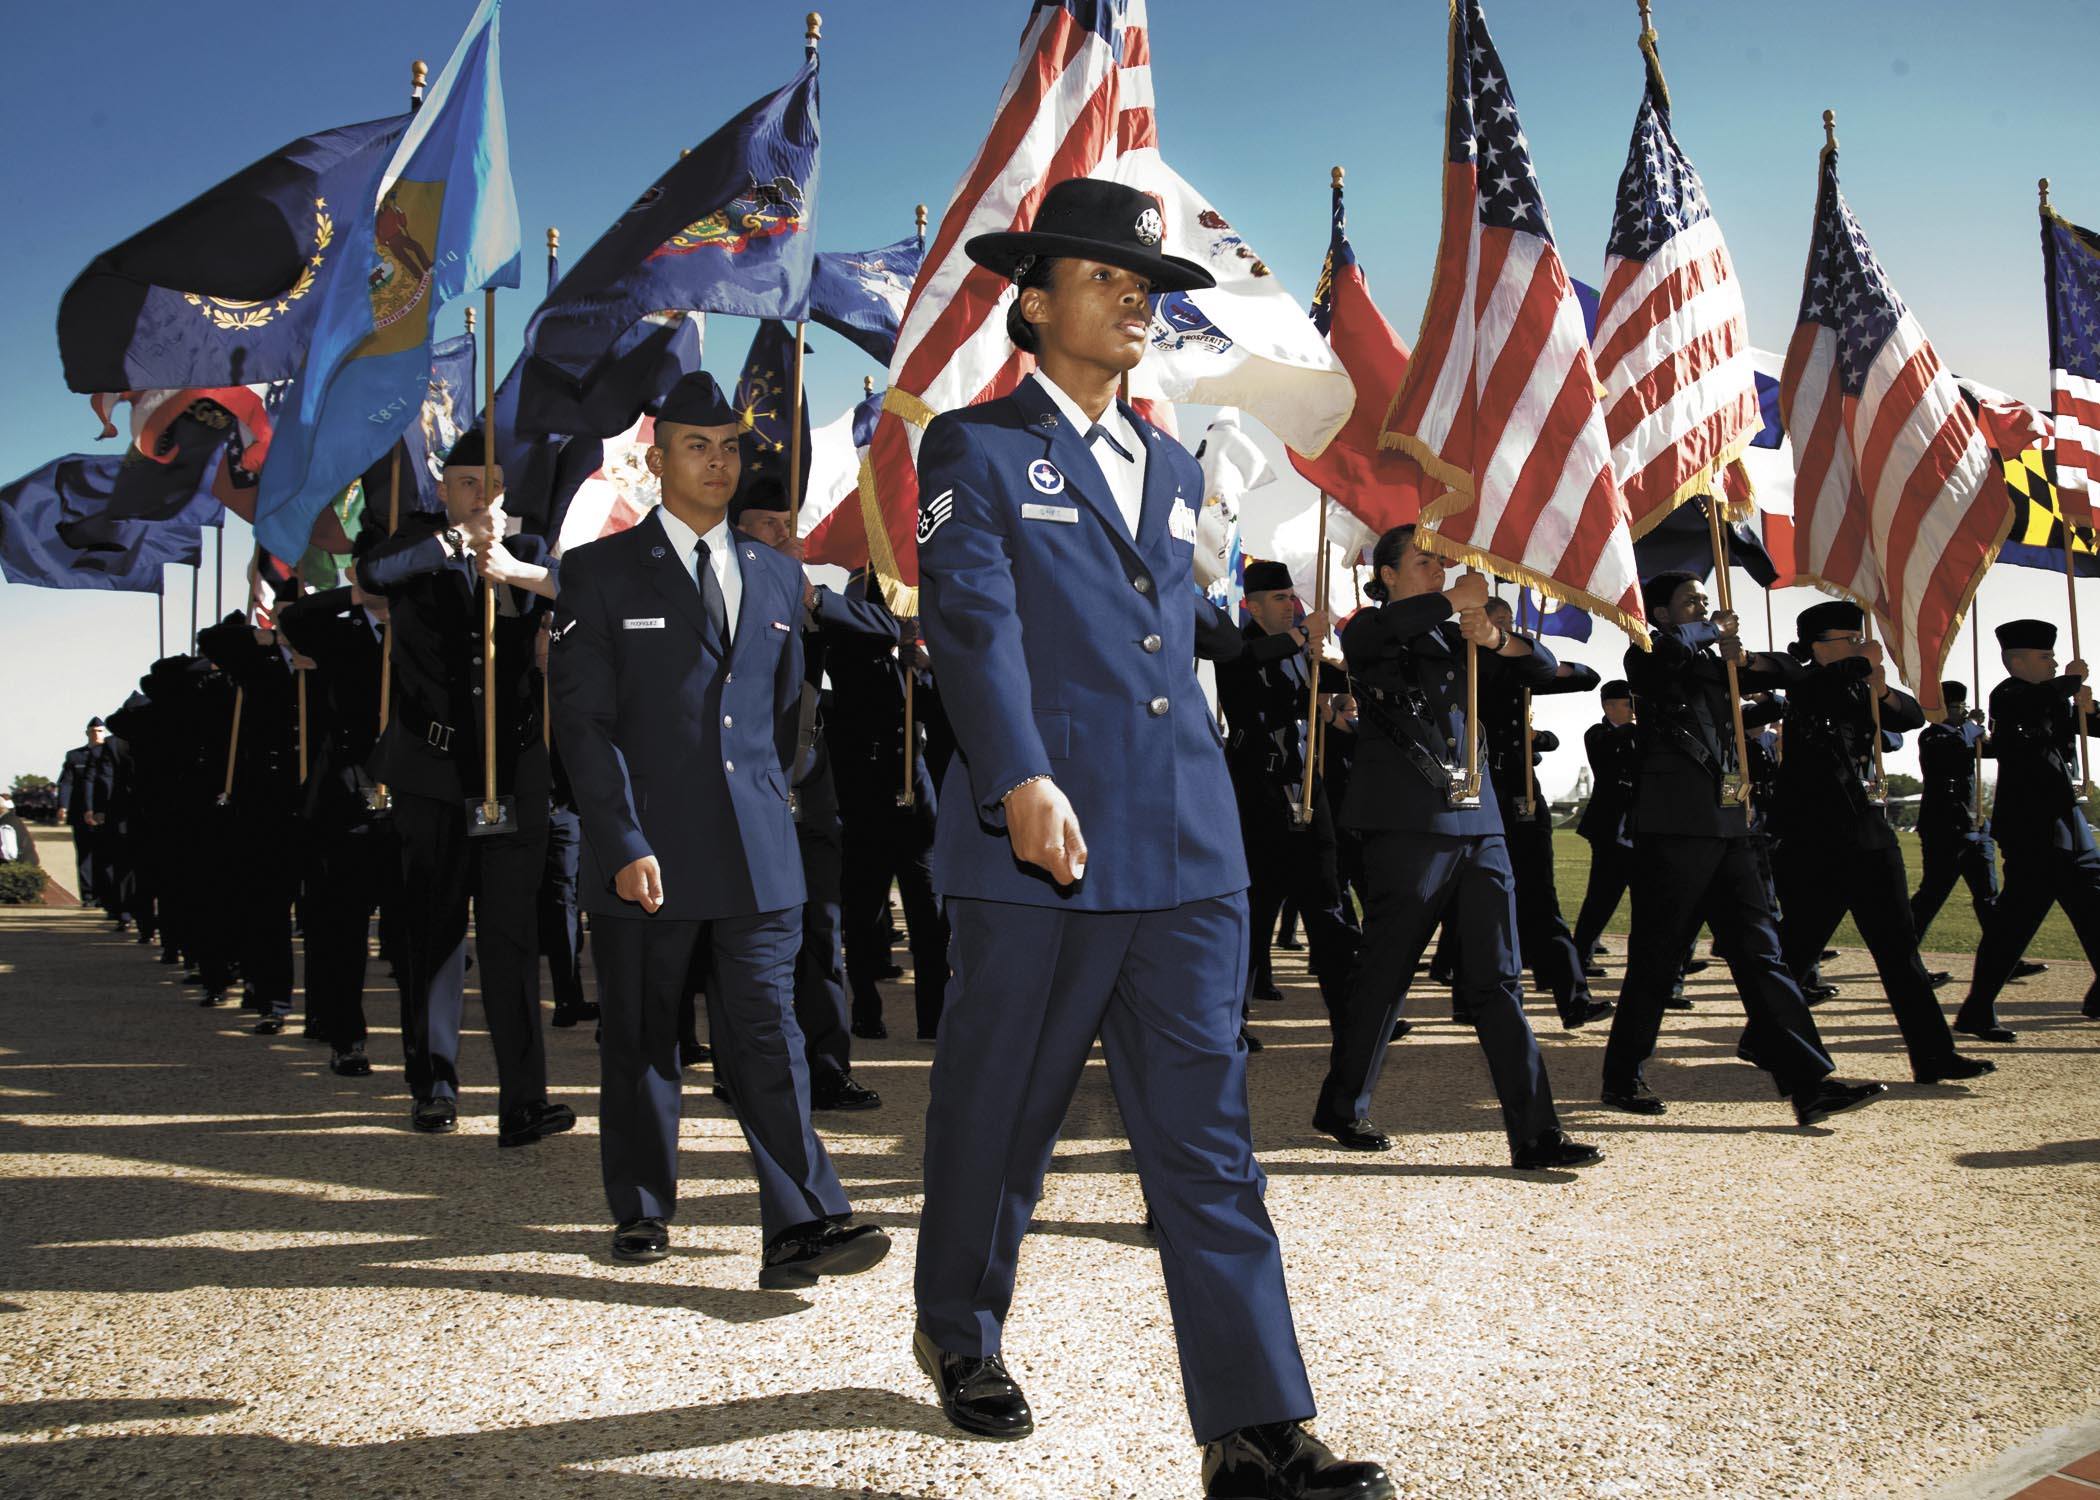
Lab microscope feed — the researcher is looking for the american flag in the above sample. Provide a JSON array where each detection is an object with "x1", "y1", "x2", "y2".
[
  {"x1": 1593, "y1": 24, "x2": 1759, "y2": 541},
  {"x1": 1778, "y1": 133, "x2": 2006, "y2": 721},
  {"x1": 813, "y1": 0, "x2": 1127, "y2": 606},
  {"x1": 1378, "y1": 0, "x2": 1647, "y2": 643},
  {"x1": 2042, "y1": 202, "x2": 2100, "y2": 527}
]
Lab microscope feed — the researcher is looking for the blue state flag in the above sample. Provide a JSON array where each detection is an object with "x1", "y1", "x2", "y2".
[
  {"x1": 517, "y1": 57, "x2": 819, "y2": 413},
  {"x1": 735, "y1": 319, "x2": 811, "y2": 498},
  {"x1": 1515, "y1": 586, "x2": 1592, "y2": 642},
  {"x1": 252, "y1": 0, "x2": 520, "y2": 563},
  {"x1": 361, "y1": 329, "x2": 478, "y2": 525},
  {"x1": 0, "y1": 448, "x2": 222, "y2": 593},
  {"x1": 58, "y1": 115, "x2": 409, "y2": 393},
  {"x1": 811, "y1": 234, "x2": 922, "y2": 365}
]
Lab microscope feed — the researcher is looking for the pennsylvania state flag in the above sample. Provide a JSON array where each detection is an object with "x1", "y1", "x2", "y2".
[{"x1": 252, "y1": 0, "x2": 520, "y2": 563}]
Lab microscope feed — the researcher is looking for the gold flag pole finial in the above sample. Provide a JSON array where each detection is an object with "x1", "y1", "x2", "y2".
[
  {"x1": 1332, "y1": 164, "x2": 1345, "y2": 190},
  {"x1": 1823, "y1": 109, "x2": 1838, "y2": 153},
  {"x1": 1638, "y1": 0, "x2": 1654, "y2": 36},
  {"x1": 806, "y1": 11, "x2": 822, "y2": 50},
  {"x1": 411, "y1": 59, "x2": 428, "y2": 105},
  {"x1": 915, "y1": 202, "x2": 928, "y2": 237},
  {"x1": 863, "y1": 374, "x2": 875, "y2": 397},
  {"x1": 463, "y1": 305, "x2": 475, "y2": 335},
  {"x1": 547, "y1": 226, "x2": 560, "y2": 254},
  {"x1": 2041, "y1": 177, "x2": 2053, "y2": 213}
]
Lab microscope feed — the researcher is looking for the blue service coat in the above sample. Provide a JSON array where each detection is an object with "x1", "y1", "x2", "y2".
[
  {"x1": 915, "y1": 374, "x2": 1244, "y2": 911},
  {"x1": 549, "y1": 507, "x2": 806, "y2": 921}
]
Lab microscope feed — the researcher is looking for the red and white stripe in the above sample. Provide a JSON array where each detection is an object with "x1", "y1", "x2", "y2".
[
  {"x1": 1384, "y1": 188, "x2": 1647, "y2": 642},
  {"x1": 1594, "y1": 213, "x2": 1760, "y2": 537},
  {"x1": 1781, "y1": 310, "x2": 2002, "y2": 719},
  {"x1": 92, "y1": 385, "x2": 277, "y2": 474},
  {"x1": 2052, "y1": 365, "x2": 2100, "y2": 523}
]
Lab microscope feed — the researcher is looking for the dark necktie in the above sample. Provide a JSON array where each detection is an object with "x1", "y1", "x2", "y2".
[
  {"x1": 693, "y1": 538, "x2": 729, "y2": 647},
  {"x1": 1088, "y1": 422, "x2": 1135, "y2": 463}
]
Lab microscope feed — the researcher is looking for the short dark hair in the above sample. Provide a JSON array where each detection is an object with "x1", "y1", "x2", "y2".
[
  {"x1": 1363, "y1": 524, "x2": 1419, "y2": 602},
  {"x1": 1004, "y1": 256, "x2": 1060, "y2": 355}
]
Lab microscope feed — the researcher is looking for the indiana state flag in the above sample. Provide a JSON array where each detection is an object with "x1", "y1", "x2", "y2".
[{"x1": 252, "y1": 0, "x2": 520, "y2": 562}]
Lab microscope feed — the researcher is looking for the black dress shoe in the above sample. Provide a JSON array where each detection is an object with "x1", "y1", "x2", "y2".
[
  {"x1": 1955, "y1": 1020, "x2": 2018, "y2": 1043},
  {"x1": 1250, "y1": 980, "x2": 1284, "y2": 1002},
  {"x1": 1914, "y1": 1053, "x2": 1995, "y2": 1085},
  {"x1": 711, "y1": 1082, "x2": 739, "y2": 1111},
  {"x1": 1449, "y1": 1005, "x2": 1476, "y2": 1025},
  {"x1": 850, "y1": 1015, "x2": 888, "y2": 1041},
  {"x1": 1390, "y1": 1019, "x2": 1412, "y2": 1043},
  {"x1": 812, "y1": 1075, "x2": 882, "y2": 1111},
  {"x1": 1803, "y1": 982, "x2": 1840, "y2": 1003},
  {"x1": 679, "y1": 1039, "x2": 712, "y2": 1069},
  {"x1": 1664, "y1": 988, "x2": 1693, "y2": 1011},
  {"x1": 1276, "y1": 934, "x2": 1304, "y2": 951},
  {"x1": 2011, "y1": 959, "x2": 2048, "y2": 979},
  {"x1": 1792, "y1": 1079, "x2": 1888, "y2": 1127},
  {"x1": 877, "y1": 962, "x2": 904, "y2": 980},
  {"x1": 1427, "y1": 967, "x2": 1455, "y2": 987},
  {"x1": 611, "y1": 1217, "x2": 670, "y2": 1263},
  {"x1": 1202, "y1": 1421, "x2": 1395, "y2": 1500},
  {"x1": 917, "y1": 1028, "x2": 939, "y2": 1042},
  {"x1": 411, "y1": 1097, "x2": 458, "y2": 1134},
  {"x1": 1561, "y1": 998, "x2": 1614, "y2": 1029},
  {"x1": 199, "y1": 989, "x2": 226, "y2": 1008},
  {"x1": 1680, "y1": 958, "x2": 1710, "y2": 977},
  {"x1": 2085, "y1": 995, "x2": 2100, "y2": 1020},
  {"x1": 1240, "y1": 1028, "x2": 1265, "y2": 1053},
  {"x1": 253, "y1": 1016, "x2": 285, "y2": 1035},
  {"x1": 329, "y1": 1048, "x2": 373, "y2": 1077},
  {"x1": 912, "y1": 1327, "x2": 1034, "y2": 1439},
  {"x1": 1511, "y1": 1130, "x2": 1603, "y2": 1171},
  {"x1": 551, "y1": 1001, "x2": 601, "y2": 1028},
  {"x1": 1583, "y1": 964, "x2": 1606, "y2": 978},
  {"x1": 1601, "y1": 1083, "x2": 1667, "y2": 1115},
  {"x1": 1311, "y1": 1111, "x2": 1391, "y2": 1152},
  {"x1": 1926, "y1": 970, "x2": 1952, "y2": 987},
  {"x1": 1819, "y1": 947, "x2": 1839, "y2": 962},
  {"x1": 498, "y1": 1100, "x2": 577, "y2": 1149},
  {"x1": 159, "y1": 949, "x2": 182, "y2": 966},
  {"x1": 760, "y1": 1220, "x2": 892, "y2": 1290},
  {"x1": 1734, "y1": 1041, "x2": 1767, "y2": 1070}
]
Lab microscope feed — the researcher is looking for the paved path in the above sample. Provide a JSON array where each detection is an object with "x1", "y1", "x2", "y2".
[{"x1": 0, "y1": 908, "x2": 2095, "y2": 1497}]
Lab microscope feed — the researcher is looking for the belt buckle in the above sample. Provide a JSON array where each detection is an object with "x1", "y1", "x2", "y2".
[
  {"x1": 1444, "y1": 764, "x2": 1482, "y2": 810},
  {"x1": 426, "y1": 721, "x2": 454, "y2": 752}
]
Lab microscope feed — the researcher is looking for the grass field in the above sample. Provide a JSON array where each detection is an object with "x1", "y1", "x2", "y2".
[{"x1": 1547, "y1": 828, "x2": 2090, "y2": 962}]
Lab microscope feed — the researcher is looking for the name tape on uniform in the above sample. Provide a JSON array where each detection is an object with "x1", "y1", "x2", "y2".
[
  {"x1": 1021, "y1": 502, "x2": 1079, "y2": 524},
  {"x1": 1168, "y1": 499, "x2": 1197, "y2": 542},
  {"x1": 623, "y1": 617, "x2": 667, "y2": 630}
]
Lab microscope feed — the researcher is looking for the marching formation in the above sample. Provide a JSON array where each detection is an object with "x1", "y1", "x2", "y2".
[{"x1": 17, "y1": 1, "x2": 2100, "y2": 1495}]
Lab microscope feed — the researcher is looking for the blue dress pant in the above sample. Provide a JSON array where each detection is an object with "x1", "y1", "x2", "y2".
[
  {"x1": 916, "y1": 892, "x2": 1314, "y2": 1443},
  {"x1": 1961, "y1": 841, "x2": 2100, "y2": 1025},
  {"x1": 794, "y1": 818, "x2": 853, "y2": 1084},
  {"x1": 1910, "y1": 831, "x2": 1999, "y2": 937},
  {"x1": 591, "y1": 906, "x2": 849, "y2": 1239},
  {"x1": 538, "y1": 808, "x2": 587, "y2": 1012}
]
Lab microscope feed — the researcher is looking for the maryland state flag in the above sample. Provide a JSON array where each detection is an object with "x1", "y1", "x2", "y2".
[{"x1": 1956, "y1": 374, "x2": 2096, "y2": 577}]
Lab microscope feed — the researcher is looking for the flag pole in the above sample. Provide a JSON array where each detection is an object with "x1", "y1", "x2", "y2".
[
  {"x1": 478, "y1": 287, "x2": 502, "y2": 830},
  {"x1": 214, "y1": 526, "x2": 224, "y2": 621},
  {"x1": 1705, "y1": 495, "x2": 1754, "y2": 807},
  {"x1": 1972, "y1": 594, "x2": 1985, "y2": 825},
  {"x1": 189, "y1": 563, "x2": 200, "y2": 650},
  {"x1": 543, "y1": 227, "x2": 558, "y2": 751},
  {"x1": 1517, "y1": 588, "x2": 1538, "y2": 817},
  {"x1": 156, "y1": 584, "x2": 165, "y2": 659},
  {"x1": 371, "y1": 447, "x2": 401, "y2": 812},
  {"x1": 293, "y1": 571, "x2": 309, "y2": 785},
  {"x1": 1763, "y1": 587, "x2": 1775, "y2": 653},
  {"x1": 785, "y1": 11, "x2": 821, "y2": 541},
  {"x1": 218, "y1": 690, "x2": 243, "y2": 807},
  {"x1": 1299, "y1": 492, "x2": 1331, "y2": 825},
  {"x1": 2063, "y1": 518, "x2": 2093, "y2": 796},
  {"x1": 1863, "y1": 610, "x2": 1889, "y2": 802}
]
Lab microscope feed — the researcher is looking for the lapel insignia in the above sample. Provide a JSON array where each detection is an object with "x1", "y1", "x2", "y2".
[
  {"x1": 650, "y1": 546, "x2": 666, "y2": 559},
  {"x1": 1027, "y1": 459, "x2": 1065, "y2": 495}
]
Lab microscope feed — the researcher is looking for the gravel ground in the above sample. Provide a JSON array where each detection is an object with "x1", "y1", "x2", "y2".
[{"x1": 0, "y1": 906, "x2": 2095, "y2": 1499}]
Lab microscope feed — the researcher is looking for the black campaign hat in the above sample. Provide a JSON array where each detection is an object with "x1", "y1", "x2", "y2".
[
  {"x1": 655, "y1": 371, "x2": 739, "y2": 429},
  {"x1": 1242, "y1": 559, "x2": 1294, "y2": 594},
  {"x1": 966, "y1": 178, "x2": 1215, "y2": 293},
  {"x1": 1796, "y1": 598, "x2": 1864, "y2": 643},
  {"x1": 1997, "y1": 618, "x2": 2058, "y2": 651}
]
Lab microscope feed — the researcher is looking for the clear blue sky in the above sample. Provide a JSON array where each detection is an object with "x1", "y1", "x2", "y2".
[{"x1": 4, "y1": 0, "x2": 2097, "y2": 787}]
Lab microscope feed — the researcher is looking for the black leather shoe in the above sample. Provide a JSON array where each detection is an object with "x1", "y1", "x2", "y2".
[
  {"x1": 498, "y1": 1100, "x2": 576, "y2": 1149},
  {"x1": 1427, "y1": 967, "x2": 1455, "y2": 987},
  {"x1": 1449, "y1": 1006, "x2": 1475, "y2": 1025},
  {"x1": 1389, "y1": 1019, "x2": 1412, "y2": 1043},
  {"x1": 551, "y1": 1001, "x2": 600, "y2": 1028},
  {"x1": 1276, "y1": 934, "x2": 1304, "y2": 951},
  {"x1": 1511, "y1": 1130, "x2": 1603, "y2": 1171},
  {"x1": 1202, "y1": 1421, "x2": 1395, "y2": 1500},
  {"x1": 1926, "y1": 970, "x2": 1952, "y2": 988},
  {"x1": 329, "y1": 1048, "x2": 372, "y2": 1077},
  {"x1": 254, "y1": 1016, "x2": 286, "y2": 1035},
  {"x1": 812, "y1": 1075, "x2": 882, "y2": 1111},
  {"x1": 760, "y1": 1220, "x2": 892, "y2": 1290},
  {"x1": 1664, "y1": 988, "x2": 1693, "y2": 1010},
  {"x1": 877, "y1": 962, "x2": 904, "y2": 981},
  {"x1": 1583, "y1": 963, "x2": 1606, "y2": 978},
  {"x1": 1240, "y1": 1028, "x2": 1265, "y2": 1053},
  {"x1": 1602, "y1": 1083, "x2": 1667, "y2": 1115},
  {"x1": 850, "y1": 1015, "x2": 888, "y2": 1041},
  {"x1": 159, "y1": 949, "x2": 182, "y2": 965},
  {"x1": 199, "y1": 989, "x2": 226, "y2": 1008},
  {"x1": 1793, "y1": 1079, "x2": 1888, "y2": 1127},
  {"x1": 1681, "y1": 958, "x2": 1710, "y2": 977},
  {"x1": 2011, "y1": 959, "x2": 2048, "y2": 979},
  {"x1": 1955, "y1": 1020, "x2": 2018, "y2": 1043},
  {"x1": 1734, "y1": 1042, "x2": 1767, "y2": 1070},
  {"x1": 913, "y1": 1327, "x2": 1034, "y2": 1439},
  {"x1": 2085, "y1": 995, "x2": 2100, "y2": 1020},
  {"x1": 411, "y1": 1097, "x2": 458, "y2": 1134},
  {"x1": 679, "y1": 1040, "x2": 712, "y2": 1069},
  {"x1": 1803, "y1": 982, "x2": 1840, "y2": 1003},
  {"x1": 711, "y1": 1082, "x2": 738, "y2": 1111},
  {"x1": 1311, "y1": 1111, "x2": 1391, "y2": 1152},
  {"x1": 1914, "y1": 1053, "x2": 1995, "y2": 1085},
  {"x1": 611, "y1": 1217, "x2": 670, "y2": 1263},
  {"x1": 1250, "y1": 979, "x2": 1284, "y2": 1002},
  {"x1": 1819, "y1": 947, "x2": 1839, "y2": 961},
  {"x1": 1561, "y1": 998, "x2": 1614, "y2": 1029}
]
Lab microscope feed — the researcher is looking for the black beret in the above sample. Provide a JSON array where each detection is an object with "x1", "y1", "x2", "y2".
[
  {"x1": 1939, "y1": 679, "x2": 1967, "y2": 703},
  {"x1": 442, "y1": 427, "x2": 487, "y2": 472},
  {"x1": 1796, "y1": 598, "x2": 1864, "y2": 643},
  {"x1": 730, "y1": 475, "x2": 790, "y2": 523},
  {"x1": 655, "y1": 371, "x2": 738, "y2": 430},
  {"x1": 1641, "y1": 570, "x2": 1700, "y2": 612},
  {"x1": 1600, "y1": 679, "x2": 1632, "y2": 701},
  {"x1": 1997, "y1": 618, "x2": 2058, "y2": 651},
  {"x1": 1242, "y1": 559, "x2": 1294, "y2": 594}
]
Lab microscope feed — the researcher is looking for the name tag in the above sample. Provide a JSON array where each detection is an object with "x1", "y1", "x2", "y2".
[
  {"x1": 622, "y1": 617, "x2": 666, "y2": 630},
  {"x1": 1168, "y1": 499, "x2": 1197, "y2": 542},
  {"x1": 1022, "y1": 502, "x2": 1079, "y2": 524},
  {"x1": 770, "y1": 620, "x2": 792, "y2": 632}
]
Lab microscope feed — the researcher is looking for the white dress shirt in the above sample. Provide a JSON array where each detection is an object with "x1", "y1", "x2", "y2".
[
  {"x1": 1030, "y1": 371, "x2": 1146, "y2": 538},
  {"x1": 653, "y1": 504, "x2": 741, "y2": 642}
]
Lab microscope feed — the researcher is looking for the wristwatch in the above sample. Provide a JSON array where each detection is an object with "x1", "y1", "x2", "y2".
[{"x1": 442, "y1": 526, "x2": 465, "y2": 556}]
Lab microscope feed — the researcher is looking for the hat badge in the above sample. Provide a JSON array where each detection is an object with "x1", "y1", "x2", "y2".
[{"x1": 1134, "y1": 207, "x2": 1164, "y2": 247}]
